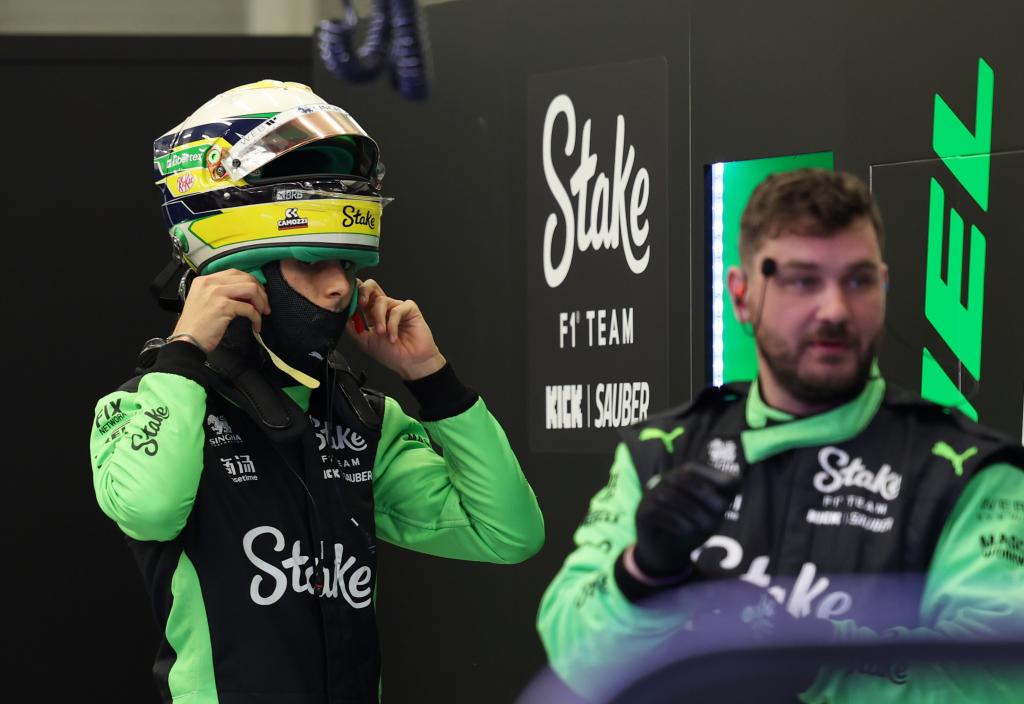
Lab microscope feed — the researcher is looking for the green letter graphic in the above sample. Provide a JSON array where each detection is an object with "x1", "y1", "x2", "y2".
[
  {"x1": 925, "y1": 178, "x2": 986, "y2": 380},
  {"x1": 932, "y1": 58, "x2": 994, "y2": 211},
  {"x1": 922, "y1": 57, "x2": 994, "y2": 412}
]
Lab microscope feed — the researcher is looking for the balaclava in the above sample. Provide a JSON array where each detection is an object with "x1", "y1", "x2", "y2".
[{"x1": 259, "y1": 260, "x2": 352, "y2": 380}]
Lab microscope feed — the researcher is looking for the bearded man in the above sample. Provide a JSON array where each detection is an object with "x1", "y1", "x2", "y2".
[
  {"x1": 90, "y1": 80, "x2": 543, "y2": 704},
  {"x1": 537, "y1": 169, "x2": 1024, "y2": 703}
]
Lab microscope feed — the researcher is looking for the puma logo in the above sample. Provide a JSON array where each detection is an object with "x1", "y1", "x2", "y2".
[
  {"x1": 931, "y1": 441, "x2": 978, "y2": 477},
  {"x1": 639, "y1": 426, "x2": 684, "y2": 453}
]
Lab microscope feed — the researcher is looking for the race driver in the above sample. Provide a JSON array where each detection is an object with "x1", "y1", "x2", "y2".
[{"x1": 90, "y1": 80, "x2": 544, "y2": 704}]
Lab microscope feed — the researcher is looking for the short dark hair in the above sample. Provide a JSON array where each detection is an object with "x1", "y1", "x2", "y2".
[{"x1": 739, "y1": 168, "x2": 884, "y2": 266}]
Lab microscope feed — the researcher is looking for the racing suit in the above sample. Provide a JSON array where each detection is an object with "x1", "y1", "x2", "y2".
[
  {"x1": 91, "y1": 341, "x2": 544, "y2": 704},
  {"x1": 537, "y1": 375, "x2": 1024, "y2": 702}
]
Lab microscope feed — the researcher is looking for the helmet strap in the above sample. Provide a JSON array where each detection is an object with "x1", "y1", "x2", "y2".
[
  {"x1": 327, "y1": 343, "x2": 381, "y2": 429},
  {"x1": 150, "y1": 258, "x2": 191, "y2": 312}
]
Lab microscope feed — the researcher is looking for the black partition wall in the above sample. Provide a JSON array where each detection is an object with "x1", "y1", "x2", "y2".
[
  {"x1": 5, "y1": 1, "x2": 1024, "y2": 702},
  {"x1": 315, "y1": 3, "x2": 1024, "y2": 699},
  {"x1": 0, "y1": 35, "x2": 315, "y2": 703}
]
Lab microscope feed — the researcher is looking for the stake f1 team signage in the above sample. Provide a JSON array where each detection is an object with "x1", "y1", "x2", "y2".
[{"x1": 526, "y1": 58, "x2": 669, "y2": 453}]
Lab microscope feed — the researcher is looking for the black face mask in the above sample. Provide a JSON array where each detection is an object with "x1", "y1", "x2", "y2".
[{"x1": 259, "y1": 260, "x2": 351, "y2": 379}]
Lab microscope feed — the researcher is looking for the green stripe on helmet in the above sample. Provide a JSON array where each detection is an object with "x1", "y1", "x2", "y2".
[{"x1": 203, "y1": 245, "x2": 379, "y2": 283}]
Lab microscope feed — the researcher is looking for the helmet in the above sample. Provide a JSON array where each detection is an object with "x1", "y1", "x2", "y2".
[{"x1": 153, "y1": 80, "x2": 389, "y2": 294}]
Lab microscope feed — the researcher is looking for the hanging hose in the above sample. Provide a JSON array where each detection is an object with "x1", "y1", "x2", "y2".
[
  {"x1": 386, "y1": 0, "x2": 430, "y2": 100},
  {"x1": 317, "y1": 0, "x2": 430, "y2": 101}
]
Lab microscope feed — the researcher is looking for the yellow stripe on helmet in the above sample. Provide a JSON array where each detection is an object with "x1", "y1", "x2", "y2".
[{"x1": 186, "y1": 197, "x2": 382, "y2": 251}]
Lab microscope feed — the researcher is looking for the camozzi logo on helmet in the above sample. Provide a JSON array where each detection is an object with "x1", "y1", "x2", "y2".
[{"x1": 277, "y1": 207, "x2": 309, "y2": 230}]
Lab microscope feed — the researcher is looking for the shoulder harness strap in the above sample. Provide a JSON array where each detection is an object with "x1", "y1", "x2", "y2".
[
  {"x1": 205, "y1": 346, "x2": 310, "y2": 443},
  {"x1": 328, "y1": 348, "x2": 383, "y2": 433}
]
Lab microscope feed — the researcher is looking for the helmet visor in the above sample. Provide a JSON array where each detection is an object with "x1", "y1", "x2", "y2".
[{"x1": 223, "y1": 104, "x2": 379, "y2": 181}]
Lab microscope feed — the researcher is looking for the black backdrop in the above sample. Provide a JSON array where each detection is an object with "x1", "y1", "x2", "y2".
[
  {"x1": 5, "y1": 1, "x2": 1024, "y2": 702},
  {"x1": 0, "y1": 35, "x2": 316, "y2": 702}
]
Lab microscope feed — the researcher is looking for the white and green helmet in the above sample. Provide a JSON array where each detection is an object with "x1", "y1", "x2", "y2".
[{"x1": 153, "y1": 80, "x2": 390, "y2": 289}]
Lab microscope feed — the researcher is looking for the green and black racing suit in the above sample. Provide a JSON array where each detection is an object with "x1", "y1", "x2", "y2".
[
  {"x1": 537, "y1": 375, "x2": 1024, "y2": 702},
  {"x1": 91, "y1": 340, "x2": 544, "y2": 704}
]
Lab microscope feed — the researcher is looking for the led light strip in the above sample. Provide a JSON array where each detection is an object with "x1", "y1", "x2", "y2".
[{"x1": 711, "y1": 162, "x2": 725, "y2": 386}]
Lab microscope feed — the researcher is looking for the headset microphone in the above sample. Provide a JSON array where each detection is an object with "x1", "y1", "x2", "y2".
[{"x1": 749, "y1": 257, "x2": 777, "y2": 336}]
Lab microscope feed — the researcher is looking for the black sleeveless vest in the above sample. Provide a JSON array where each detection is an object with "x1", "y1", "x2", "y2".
[
  {"x1": 128, "y1": 346, "x2": 387, "y2": 703},
  {"x1": 620, "y1": 382, "x2": 1024, "y2": 629}
]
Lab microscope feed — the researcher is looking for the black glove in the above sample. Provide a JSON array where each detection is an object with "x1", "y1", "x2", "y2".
[
  {"x1": 686, "y1": 580, "x2": 834, "y2": 698},
  {"x1": 690, "y1": 580, "x2": 834, "y2": 643},
  {"x1": 633, "y1": 461, "x2": 741, "y2": 580}
]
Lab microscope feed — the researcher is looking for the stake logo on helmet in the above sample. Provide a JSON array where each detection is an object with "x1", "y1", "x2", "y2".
[{"x1": 153, "y1": 80, "x2": 390, "y2": 291}]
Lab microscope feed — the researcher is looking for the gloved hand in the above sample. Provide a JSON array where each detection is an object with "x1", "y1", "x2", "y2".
[
  {"x1": 633, "y1": 461, "x2": 741, "y2": 580},
  {"x1": 690, "y1": 579, "x2": 835, "y2": 643},
  {"x1": 686, "y1": 580, "x2": 835, "y2": 698}
]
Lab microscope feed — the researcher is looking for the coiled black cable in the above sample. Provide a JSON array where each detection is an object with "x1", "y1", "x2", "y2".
[{"x1": 317, "y1": 0, "x2": 430, "y2": 101}]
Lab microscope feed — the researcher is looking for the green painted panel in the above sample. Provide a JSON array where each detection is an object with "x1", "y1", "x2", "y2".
[{"x1": 715, "y1": 151, "x2": 834, "y2": 384}]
